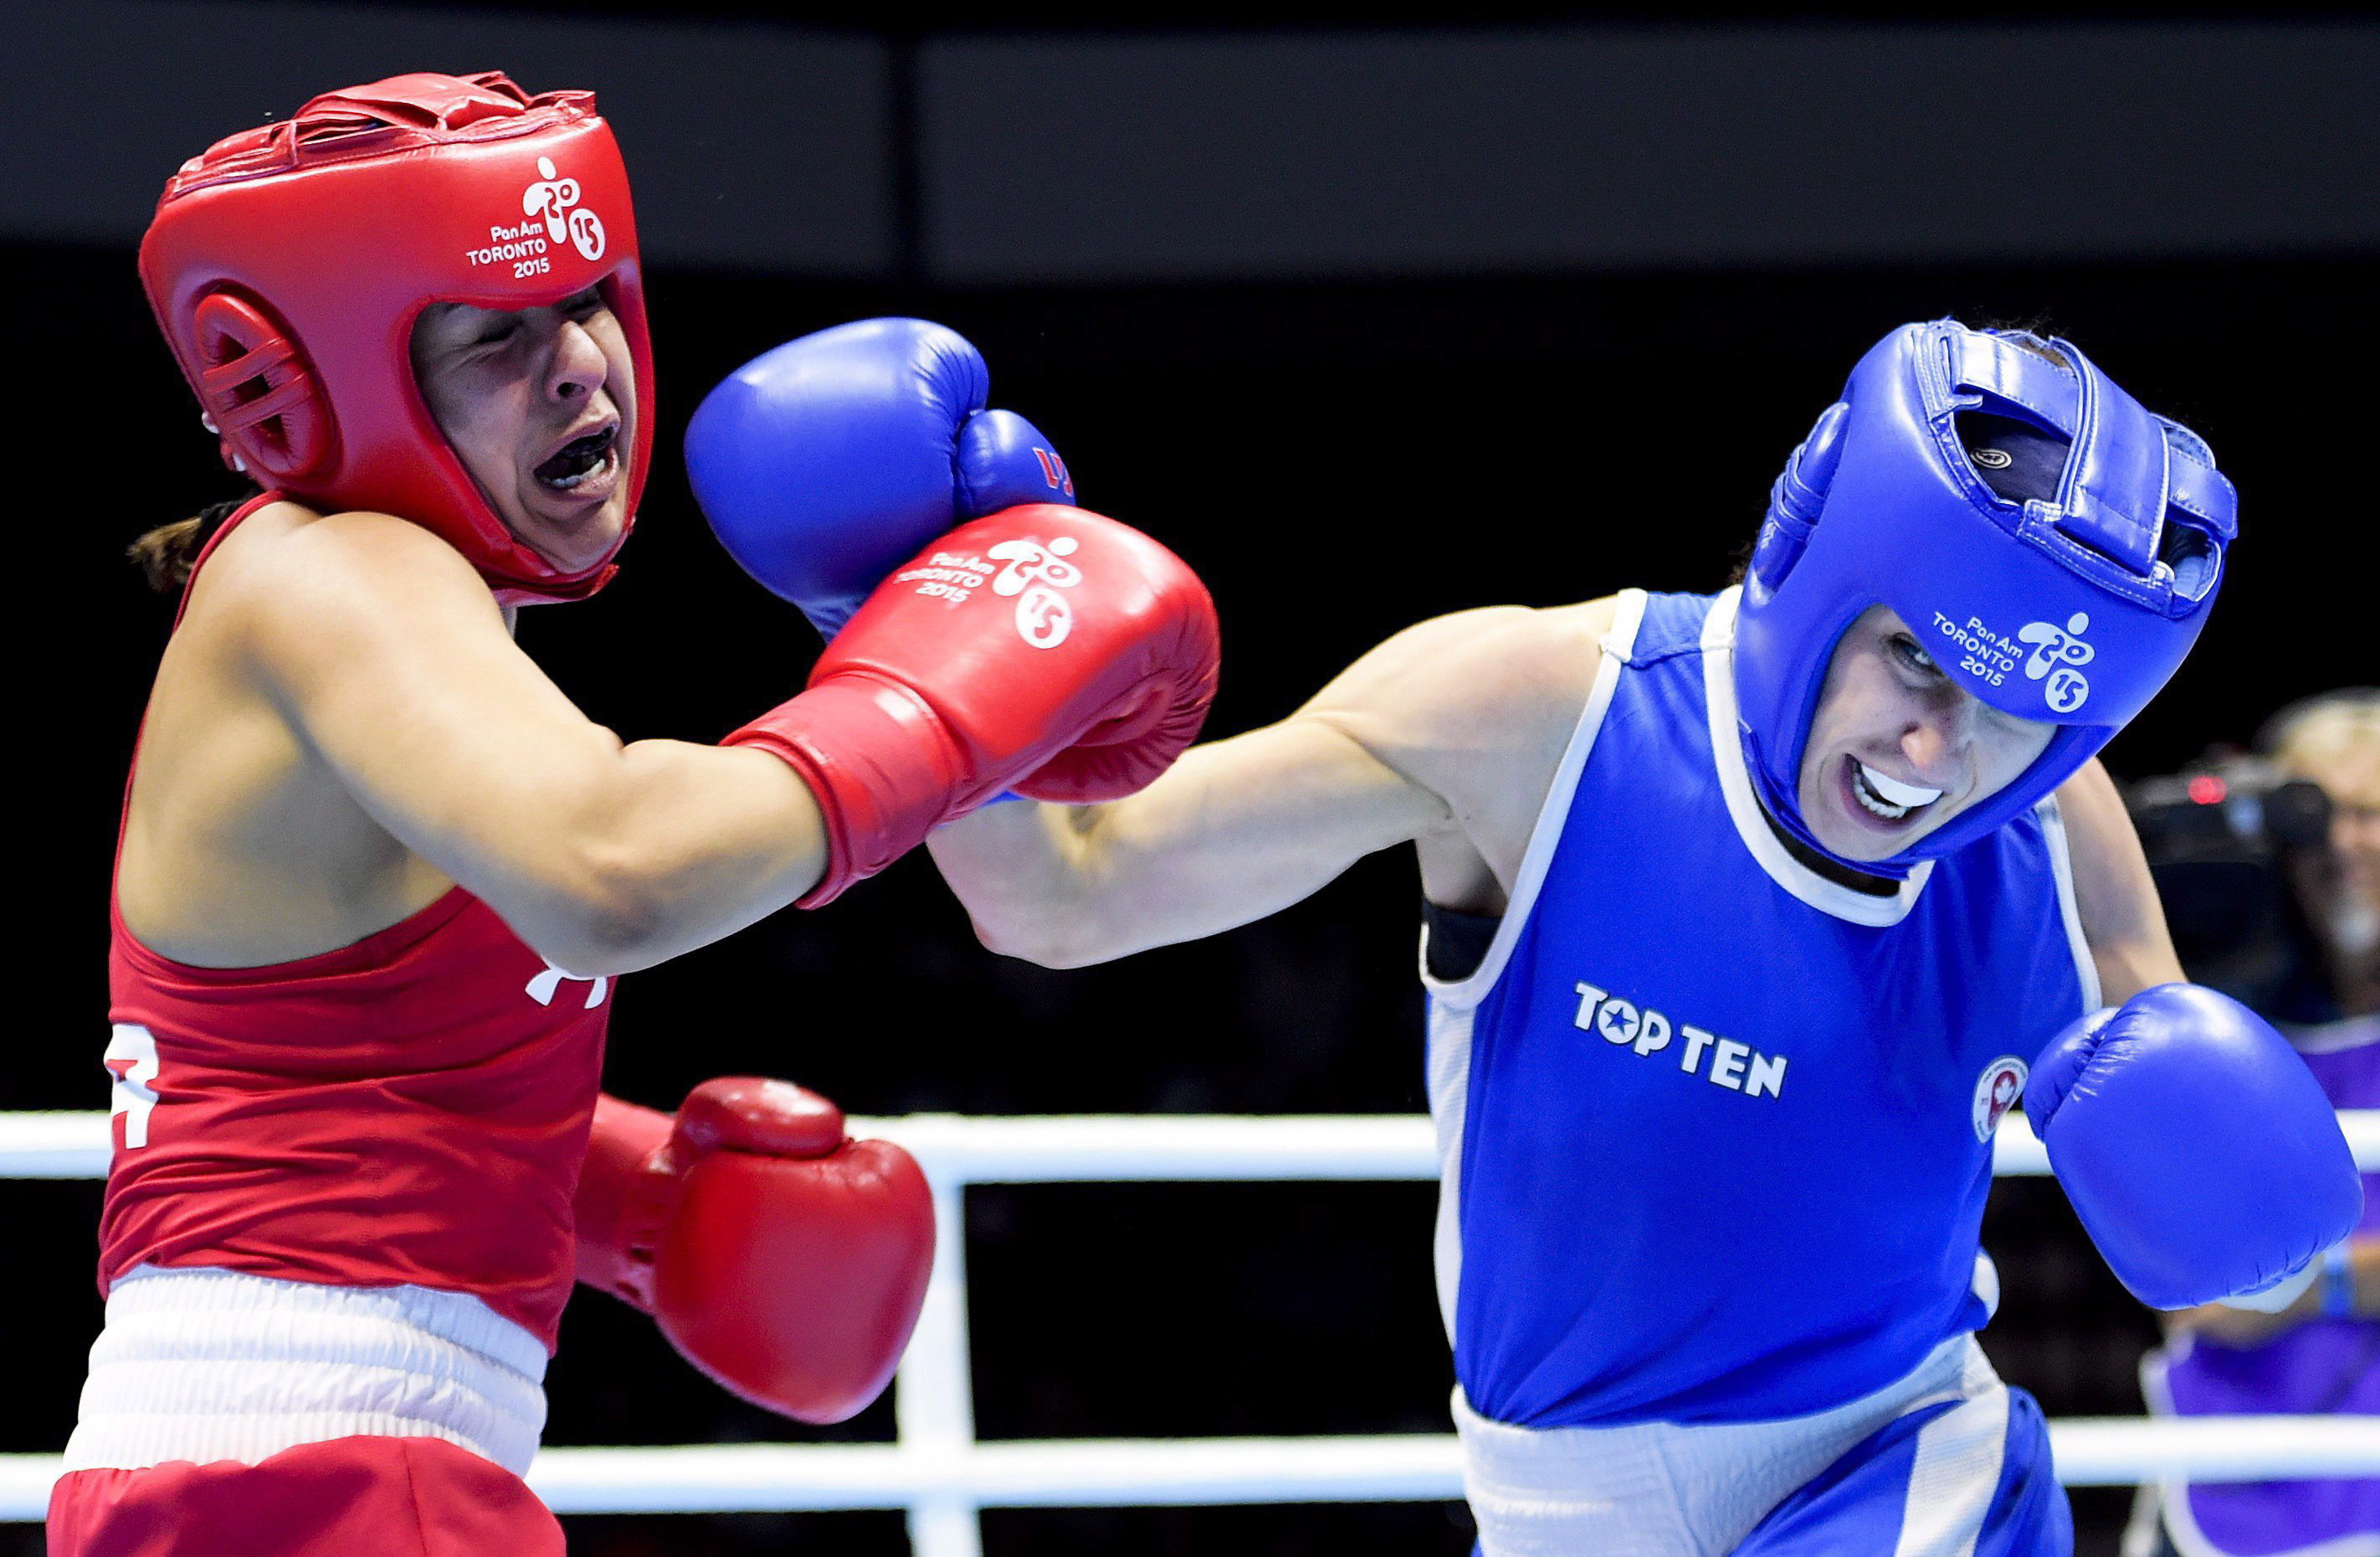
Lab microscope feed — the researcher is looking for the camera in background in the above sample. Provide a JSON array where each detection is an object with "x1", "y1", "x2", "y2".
[{"x1": 2127, "y1": 759, "x2": 2333, "y2": 1015}]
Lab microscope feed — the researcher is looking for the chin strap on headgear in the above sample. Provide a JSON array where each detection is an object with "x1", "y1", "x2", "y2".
[
  {"x1": 139, "y1": 71, "x2": 654, "y2": 604},
  {"x1": 1734, "y1": 320, "x2": 2238, "y2": 872}
]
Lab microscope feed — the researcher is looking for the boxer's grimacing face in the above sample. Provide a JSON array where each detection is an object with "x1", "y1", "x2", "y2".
[
  {"x1": 409, "y1": 287, "x2": 636, "y2": 575},
  {"x1": 1796, "y1": 605, "x2": 2056, "y2": 863}
]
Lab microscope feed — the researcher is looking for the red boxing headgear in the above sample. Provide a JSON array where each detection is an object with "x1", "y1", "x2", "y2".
[{"x1": 139, "y1": 71, "x2": 654, "y2": 603}]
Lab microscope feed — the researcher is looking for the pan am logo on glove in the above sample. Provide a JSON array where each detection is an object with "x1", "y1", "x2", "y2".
[{"x1": 989, "y1": 535, "x2": 1084, "y2": 650}]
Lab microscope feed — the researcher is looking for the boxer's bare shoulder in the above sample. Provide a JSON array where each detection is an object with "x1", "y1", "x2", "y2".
[
  {"x1": 120, "y1": 499, "x2": 480, "y2": 967},
  {"x1": 1305, "y1": 594, "x2": 1609, "y2": 724},
  {"x1": 182, "y1": 501, "x2": 501, "y2": 653},
  {"x1": 1295, "y1": 597, "x2": 1618, "y2": 897}
]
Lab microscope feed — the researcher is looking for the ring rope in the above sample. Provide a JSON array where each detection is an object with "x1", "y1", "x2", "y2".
[
  {"x1": 8, "y1": 1109, "x2": 2379, "y2": 1181},
  {"x1": 4, "y1": 1419, "x2": 2380, "y2": 1521},
  {"x1": 7, "y1": 1108, "x2": 2376, "y2": 1533}
]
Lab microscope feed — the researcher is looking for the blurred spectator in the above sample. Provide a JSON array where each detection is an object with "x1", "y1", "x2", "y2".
[{"x1": 2127, "y1": 689, "x2": 2379, "y2": 1557}]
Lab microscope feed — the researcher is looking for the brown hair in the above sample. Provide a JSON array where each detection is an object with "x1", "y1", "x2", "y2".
[{"x1": 129, "y1": 493, "x2": 255, "y2": 594}]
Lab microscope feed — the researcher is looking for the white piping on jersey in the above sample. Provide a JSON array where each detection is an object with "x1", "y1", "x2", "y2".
[
  {"x1": 1971, "y1": 1250, "x2": 2002, "y2": 1322},
  {"x1": 1418, "y1": 588, "x2": 1648, "y2": 1345},
  {"x1": 1423, "y1": 999, "x2": 1475, "y2": 1346},
  {"x1": 63, "y1": 1265, "x2": 547, "y2": 1476},
  {"x1": 1701, "y1": 588, "x2": 1933, "y2": 927},
  {"x1": 1419, "y1": 588, "x2": 1651, "y2": 1013},
  {"x1": 2037, "y1": 794, "x2": 2105, "y2": 1016}
]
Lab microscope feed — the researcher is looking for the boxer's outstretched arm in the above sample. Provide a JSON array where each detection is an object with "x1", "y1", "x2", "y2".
[
  {"x1": 937, "y1": 721, "x2": 1441, "y2": 967},
  {"x1": 931, "y1": 598, "x2": 1610, "y2": 966},
  {"x1": 240, "y1": 510, "x2": 830, "y2": 974}
]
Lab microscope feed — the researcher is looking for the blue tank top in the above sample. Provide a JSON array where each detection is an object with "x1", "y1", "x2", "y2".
[{"x1": 1423, "y1": 588, "x2": 2097, "y2": 1428}]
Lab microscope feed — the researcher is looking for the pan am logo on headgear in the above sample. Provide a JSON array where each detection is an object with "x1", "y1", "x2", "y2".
[
  {"x1": 468, "y1": 157, "x2": 606, "y2": 269},
  {"x1": 524, "y1": 157, "x2": 605, "y2": 260},
  {"x1": 2018, "y1": 612, "x2": 2093, "y2": 712},
  {"x1": 528, "y1": 157, "x2": 608, "y2": 260}
]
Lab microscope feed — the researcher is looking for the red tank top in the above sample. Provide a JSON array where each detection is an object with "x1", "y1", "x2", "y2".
[{"x1": 99, "y1": 500, "x2": 609, "y2": 1350}]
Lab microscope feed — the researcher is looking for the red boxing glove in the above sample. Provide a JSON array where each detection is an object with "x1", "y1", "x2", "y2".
[
  {"x1": 728, "y1": 503, "x2": 1218, "y2": 906},
  {"x1": 574, "y1": 1078, "x2": 935, "y2": 1423}
]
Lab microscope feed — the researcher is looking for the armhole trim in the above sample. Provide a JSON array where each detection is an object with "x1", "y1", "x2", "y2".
[
  {"x1": 1420, "y1": 589, "x2": 1649, "y2": 1010},
  {"x1": 2037, "y1": 794, "x2": 2105, "y2": 1015}
]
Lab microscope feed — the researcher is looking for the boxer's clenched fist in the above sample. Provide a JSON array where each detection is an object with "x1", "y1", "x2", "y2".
[
  {"x1": 2026, "y1": 984, "x2": 2361, "y2": 1310},
  {"x1": 686, "y1": 316, "x2": 1077, "y2": 639},
  {"x1": 575, "y1": 1078, "x2": 934, "y2": 1423},
  {"x1": 727, "y1": 503, "x2": 1220, "y2": 905}
]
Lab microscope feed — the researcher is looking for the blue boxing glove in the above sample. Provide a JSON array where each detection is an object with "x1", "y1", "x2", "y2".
[
  {"x1": 2024, "y1": 983, "x2": 2362, "y2": 1310},
  {"x1": 685, "y1": 318, "x2": 1077, "y2": 637}
]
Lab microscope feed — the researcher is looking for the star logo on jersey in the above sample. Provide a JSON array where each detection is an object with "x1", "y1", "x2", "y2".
[
  {"x1": 1971, "y1": 1055, "x2": 2028, "y2": 1143},
  {"x1": 1593, "y1": 995, "x2": 1654, "y2": 1047}
]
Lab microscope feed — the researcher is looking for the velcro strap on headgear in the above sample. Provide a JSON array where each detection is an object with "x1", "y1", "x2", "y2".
[
  {"x1": 1775, "y1": 401, "x2": 1848, "y2": 526},
  {"x1": 297, "y1": 71, "x2": 536, "y2": 133},
  {"x1": 1948, "y1": 331, "x2": 2167, "y2": 576},
  {"x1": 1750, "y1": 400, "x2": 1849, "y2": 589},
  {"x1": 1951, "y1": 331, "x2": 2078, "y2": 434},
  {"x1": 2160, "y1": 425, "x2": 2240, "y2": 539},
  {"x1": 2056, "y1": 341, "x2": 2169, "y2": 575}
]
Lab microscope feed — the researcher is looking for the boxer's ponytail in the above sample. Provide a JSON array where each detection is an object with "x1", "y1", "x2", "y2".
[{"x1": 130, "y1": 494, "x2": 253, "y2": 594}]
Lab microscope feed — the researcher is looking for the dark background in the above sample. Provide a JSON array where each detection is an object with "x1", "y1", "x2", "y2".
[{"x1": 5, "y1": 3, "x2": 2376, "y2": 1554}]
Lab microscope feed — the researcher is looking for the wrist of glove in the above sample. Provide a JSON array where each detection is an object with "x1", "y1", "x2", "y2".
[
  {"x1": 727, "y1": 675, "x2": 974, "y2": 907},
  {"x1": 575, "y1": 1093, "x2": 679, "y2": 1312},
  {"x1": 2217, "y1": 1256, "x2": 2322, "y2": 1315},
  {"x1": 2024, "y1": 984, "x2": 2362, "y2": 1311},
  {"x1": 574, "y1": 1078, "x2": 936, "y2": 1422}
]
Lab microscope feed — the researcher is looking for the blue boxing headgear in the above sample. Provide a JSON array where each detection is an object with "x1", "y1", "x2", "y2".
[{"x1": 1735, "y1": 320, "x2": 2238, "y2": 871}]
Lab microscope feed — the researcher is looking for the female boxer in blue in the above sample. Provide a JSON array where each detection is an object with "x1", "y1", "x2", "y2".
[{"x1": 694, "y1": 318, "x2": 2362, "y2": 1555}]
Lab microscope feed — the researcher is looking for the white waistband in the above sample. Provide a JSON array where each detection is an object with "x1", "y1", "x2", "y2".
[
  {"x1": 64, "y1": 1266, "x2": 549, "y2": 1477},
  {"x1": 1454, "y1": 1333, "x2": 1998, "y2": 1557}
]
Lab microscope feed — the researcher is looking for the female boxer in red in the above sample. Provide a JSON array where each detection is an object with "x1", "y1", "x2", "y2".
[{"x1": 52, "y1": 71, "x2": 1219, "y2": 1555}]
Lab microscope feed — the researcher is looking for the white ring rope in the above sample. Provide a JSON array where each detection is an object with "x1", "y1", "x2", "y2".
[
  {"x1": 10, "y1": 1108, "x2": 2380, "y2": 1181},
  {"x1": 3, "y1": 1419, "x2": 2377, "y2": 1521},
  {"x1": 7, "y1": 1108, "x2": 2377, "y2": 1541}
]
